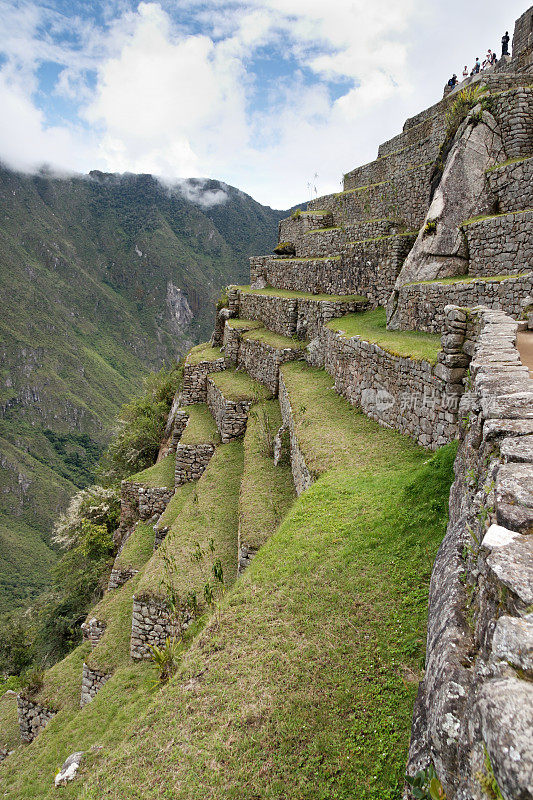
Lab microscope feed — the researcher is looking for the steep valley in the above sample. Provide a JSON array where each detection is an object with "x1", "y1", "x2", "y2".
[{"x1": 0, "y1": 166, "x2": 286, "y2": 612}]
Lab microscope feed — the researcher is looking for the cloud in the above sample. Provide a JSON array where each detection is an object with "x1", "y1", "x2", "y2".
[{"x1": 0, "y1": 0, "x2": 528, "y2": 206}]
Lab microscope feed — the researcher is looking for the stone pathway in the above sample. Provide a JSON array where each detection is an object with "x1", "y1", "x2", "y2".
[{"x1": 517, "y1": 331, "x2": 533, "y2": 379}]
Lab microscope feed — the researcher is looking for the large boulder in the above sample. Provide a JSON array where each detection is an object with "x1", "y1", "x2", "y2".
[{"x1": 387, "y1": 108, "x2": 506, "y2": 328}]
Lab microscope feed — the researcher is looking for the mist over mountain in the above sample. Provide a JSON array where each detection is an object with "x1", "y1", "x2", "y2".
[{"x1": 0, "y1": 165, "x2": 286, "y2": 612}]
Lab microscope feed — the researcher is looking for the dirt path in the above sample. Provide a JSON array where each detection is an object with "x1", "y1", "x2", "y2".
[{"x1": 517, "y1": 331, "x2": 533, "y2": 380}]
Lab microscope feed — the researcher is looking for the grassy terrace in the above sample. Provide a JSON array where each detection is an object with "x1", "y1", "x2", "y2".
[
  {"x1": 29, "y1": 642, "x2": 91, "y2": 712},
  {"x1": 128, "y1": 453, "x2": 175, "y2": 489},
  {"x1": 346, "y1": 231, "x2": 416, "y2": 245},
  {"x1": 240, "y1": 400, "x2": 295, "y2": 554},
  {"x1": 327, "y1": 307, "x2": 442, "y2": 364},
  {"x1": 137, "y1": 442, "x2": 243, "y2": 601},
  {"x1": 409, "y1": 272, "x2": 531, "y2": 286},
  {"x1": 185, "y1": 342, "x2": 224, "y2": 366},
  {"x1": 0, "y1": 364, "x2": 456, "y2": 799},
  {"x1": 461, "y1": 207, "x2": 533, "y2": 226},
  {"x1": 86, "y1": 573, "x2": 143, "y2": 674},
  {"x1": 226, "y1": 318, "x2": 262, "y2": 330},
  {"x1": 154, "y1": 483, "x2": 195, "y2": 531},
  {"x1": 243, "y1": 327, "x2": 307, "y2": 351},
  {"x1": 180, "y1": 403, "x2": 219, "y2": 446},
  {"x1": 114, "y1": 523, "x2": 155, "y2": 573},
  {"x1": 209, "y1": 369, "x2": 272, "y2": 402},
  {"x1": 486, "y1": 154, "x2": 533, "y2": 172},
  {"x1": 232, "y1": 285, "x2": 367, "y2": 303},
  {"x1": 0, "y1": 691, "x2": 20, "y2": 753}
]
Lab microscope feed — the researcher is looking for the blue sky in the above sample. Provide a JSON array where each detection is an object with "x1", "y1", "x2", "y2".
[{"x1": 0, "y1": 0, "x2": 527, "y2": 207}]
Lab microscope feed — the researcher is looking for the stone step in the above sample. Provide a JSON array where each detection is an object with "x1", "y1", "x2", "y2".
[
  {"x1": 393, "y1": 272, "x2": 533, "y2": 333},
  {"x1": 461, "y1": 209, "x2": 533, "y2": 277},
  {"x1": 206, "y1": 369, "x2": 272, "y2": 442},
  {"x1": 229, "y1": 287, "x2": 368, "y2": 340}
]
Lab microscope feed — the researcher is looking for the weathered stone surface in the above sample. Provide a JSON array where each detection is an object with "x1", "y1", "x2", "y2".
[
  {"x1": 476, "y1": 678, "x2": 533, "y2": 800},
  {"x1": 55, "y1": 751, "x2": 84, "y2": 786},
  {"x1": 16, "y1": 696, "x2": 55, "y2": 743},
  {"x1": 80, "y1": 617, "x2": 106, "y2": 649},
  {"x1": 487, "y1": 536, "x2": 533, "y2": 604},
  {"x1": 80, "y1": 663, "x2": 111, "y2": 707},
  {"x1": 491, "y1": 615, "x2": 533, "y2": 672}
]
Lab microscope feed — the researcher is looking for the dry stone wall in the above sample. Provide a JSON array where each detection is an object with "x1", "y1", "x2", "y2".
[
  {"x1": 107, "y1": 566, "x2": 138, "y2": 591},
  {"x1": 81, "y1": 617, "x2": 106, "y2": 648},
  {"x1": 313, "y1": 307, "x2": 468, "y2": 449},
  {"x1": 80, "y1": 664, "x2": 111, "y2": 707},
  {"x1": 237, "y1": 336, "x2": 304, "y2": 394},
  {"x1": 206, "y1": 378, "x2": 252, "y2": 443},
  {"x1": 343, "y1": 233, "x2": 416, "y2": 306},
  {"x1": 344, "y1": 134, "x2": 442, "y2": 192},
  {"x1": 491, "y1": 87, "x2": 533, "y2": 160},
  {"x1": 175, "y1": 443, "x2": 215, "y2": 484},
  {"x1": 130, "y1": 596, "x2": 183, "y2": 660},
  {"x1": 394, "y1": 273, "x2": 533, "y2": 333},
  {"x1": 405, "y1": 307, "x2": 533, "y2": 800},
  {"x1": 278, "y1": 372, "x2": 314, "y2": 495},
  {"x1": 463, "y1": 210, "x2": 533, "y2": 277},
  {"x1": 181, "y1": 356, "x2": 226, "y2": 405},
  {"x1": 16, "y1": 697, "x2": 55, "y2": 743},
  {"x1": 119, "y1": 482, "x2": 174, "y2": 523},
  {"x1": 486, "y1": 155, "x2": 533, "y2": 212}
]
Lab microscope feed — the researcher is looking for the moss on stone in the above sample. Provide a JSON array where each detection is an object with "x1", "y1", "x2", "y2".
[
  {"x1": 234, "y1": 286, "x2": 367, "y2": 303},
  {"x1": 461, "y1": 208, "x2": 533, "y2": 226}
]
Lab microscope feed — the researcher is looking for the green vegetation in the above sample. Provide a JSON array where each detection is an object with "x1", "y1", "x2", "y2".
[
  {"x1": 180, "y1": 403, "x2": 219, "y2": 446},
  {"x1": 100, "y1": 364, "x2": 183, "y2": 485},
  {"x1": 347, "y1": 231, "x2": 416, "y2": 245},
  {"x1": 411, "y1": 273, "x2": 531, "y2": 285},
  {"x1": 273, "y1": 242, "x2": 296, "y2": 256},
  {"x1": 28, "y1": 643, "x2": 90, "y2": 712},
  {"x1": 154, "y1": 484, "x2": 195, "y2": 531},
  {"x1": 185, "y1": 343, "x2": 224, "y2": 366},
  {"x1": 209, "y1": 369, "x2": 272, "y2": 402},
  {"x1": 128, "y1": 453, "x2": 176, "y2": 489},
  {"x1": 234, "y1": 285, "x2": 367, "y2": 303},
  {"x1": 243, "y1": 327, "x2": 308, "y2": 350},
  {"x1": 115, "y1": 523, "x2": 156, "y2": 573},
  {"x1": 0, "y1": 165, "x2": 285, "y2": 612},
  {"x1": 138, "y1": 442, "x2": 244, "y2": 603},
  {"x1": 327, "y1": 307, "x2": 442, "y2": 363},
  {"x1": 0, "y1": 363, "x2": 456, "y2": 799},
  {"x1": 0, "y1": 691, "x2": 20, "y2": 754},
  {"x1": 461, "y1": 207, "x2": 533, "y2": 226},
  {"x1": 282, "y1": 255, "x2": 341, "y2": 262},
  {"x1": 240, "y1": 400, "x2": 295, "y2": 553},
  {"x1": 304, "y1": 226, "x2": 341, "y2": 234},
  {"x1": 226, "y1": 318, "x2": 263, "y2": 330},
  {"x1": 85, "y1": 574, "x2": 143, "y2": 674},
  {"x1": 486, "y1": 154, "x2": 533, "y2": 172}
]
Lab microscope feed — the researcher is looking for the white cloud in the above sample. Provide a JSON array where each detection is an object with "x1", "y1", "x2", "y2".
[{"x1": 0, "y1": 0, "x2": 529, "y2": 207}]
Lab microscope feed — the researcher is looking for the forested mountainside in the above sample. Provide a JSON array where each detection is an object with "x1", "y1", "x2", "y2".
[{"x1": 0, "y1": 165, "x2": 286, "y2": 613}]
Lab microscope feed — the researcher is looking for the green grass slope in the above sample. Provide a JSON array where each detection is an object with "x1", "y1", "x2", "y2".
[
  {"x1": 0, "y1": 365, "x2": 456, "y2": 799},
  {"x1": 0, "y1": 166, "x2": 286, "y2": 612}
]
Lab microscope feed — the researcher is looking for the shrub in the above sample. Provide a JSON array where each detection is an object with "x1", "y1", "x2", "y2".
[
  {"x1": 423, "y1": 220, "x2": 437, "y2": 236},
  {"x1": 148, "y1": 637, "x2": 180, "y2": 685},
  {"x1": 274, "y1": 241, "x2": 296, "y2": 256}
]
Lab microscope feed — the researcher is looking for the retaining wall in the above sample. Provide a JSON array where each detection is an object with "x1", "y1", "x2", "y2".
[
  {"x1": 130, "y1": 596, "x2": 183, "y2": 660},
  {"x1": 237, "y1": 336, "x2": 304, "y2": 394},
  {"x1": 405, "y1": 307, "x2": 533, "y2": 800},
  {"x1": 107, "y1": 566, "x2": 138, "y2": 591},
  {"x1": 16, "y1": 697, "x2": 55, "y2": 743},
  {"x1": 175, "y1": 443, "x2": 215, "y2": 484},
  {"x1": 181, "y1": 357, "x2": 226, "y2": 404},
  {"x1": 81, "y1": 617, "x2": 106, "y2": 648},
  {"x1": 314, "y1": 308, "x2": 467, "y2": 449},
  {"x1": 120, "y1": 481, "x2": 175, "y2": 523},
  {"x1": 80, "y1": 663, "x2": 111, "y2": 707},
  {"x1": 343, "y1": 233, "x2": 416, "y2": 306},
  {"x1": 393, "y1": 273, "x2": 533, "y2": 333},
  {"x1": 463, "y1": 210, "x2": 533, "y2": 277},
  {"x1": 486, "y1": 156, "x2": 533, "y2": 212},
  {"x1": 278, "y1": 372, "x2": 314, "y2": 495},
  {"x1": 206, "y1": 378, "x2": 252, "y2": 443}
]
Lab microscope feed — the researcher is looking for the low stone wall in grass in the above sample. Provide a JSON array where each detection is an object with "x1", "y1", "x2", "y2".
[
  {"x1": 405, "y1": 307, "x2": 533, "y2": 800},
  {"x1": 237, "y1": 336, "x2": 304, "y2": 394},
  {"x1": 180, "y1": 357, "x2": 226, "y2": 404},
  {"x1": 462, "y1": 210, "x2": 533, "y2": 277},
  {"x1": 278, "y1": 211, "x2": 334, "y2": 245},
  {"x1": 206, "y1": 378, "x2": 253, "y2": 443},
  {"x1": 107, "y1": 566, "x2": 138, "y2": 591},
  {"x1": 486, "y1": 156, "x2": 533, "y2": 212},
  {"x1": 81, "y1": 617, "x2": 106, "y2": 648},
  {"x1": 235, "y1": 290, "x2": 368, "y2": 340},
  {"x1": 153, "y1": 525, "x2": 169, "y2": 550},
  {"x1": 392, "y1": 272, "x2": 533, "y2": 333},
  {"x1": 312, "y1": 306, "x2": 470, "y2": 449},
  {"x1": 120, "y1": 481, "x2": 175, "y2": 523},
  {"x1": 278, "y1": 373, "x2": 314, "y2": 495},
  {"x1": 16, "y1": 696, "x2": 55, "y2": 743},
  {"x1": 130, "y1": 596, "x2": 183, "y2": 660},
  {"x1": 295, "y1": 227, "x2": 346, "y2": 258},
  {"x1": 80, "y1": 663, "x2": 111, "y2": 707},
  {"x1": 174, "y1": 443, "x2": 215, "y2": 484}
]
